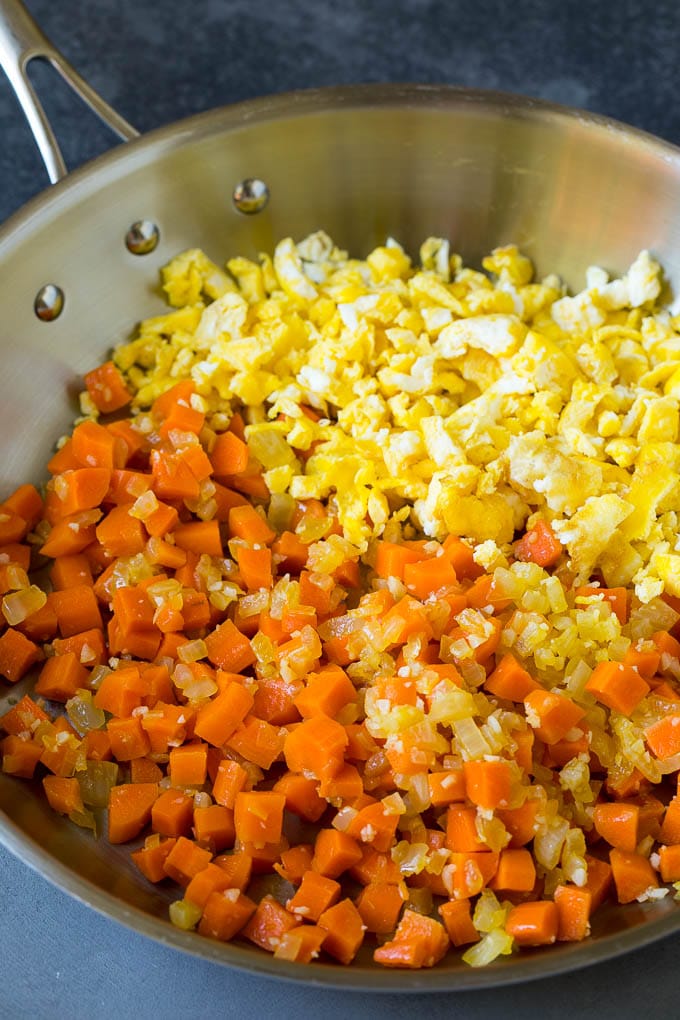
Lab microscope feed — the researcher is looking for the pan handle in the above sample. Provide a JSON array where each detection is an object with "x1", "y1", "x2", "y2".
[{"x1": 0, "y1": 0, "x2": 138, "y2": 183}]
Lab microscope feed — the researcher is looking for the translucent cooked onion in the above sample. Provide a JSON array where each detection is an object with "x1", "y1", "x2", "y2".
[
  {"x1": 462, "y1": 928, "x2": 514, "y2": 967},
  {"x1": 66, "y1": 691, "x2": 106, "y2": 734},
  {"x1": 169, "y1": 899, "x2": 202, "y2": 931},
  {"x1": 77, "y1": 760, "x2": 119, "y2": 808},
  {"x1": 2, "y1": 585, "x2": 46, "y2": 625}
]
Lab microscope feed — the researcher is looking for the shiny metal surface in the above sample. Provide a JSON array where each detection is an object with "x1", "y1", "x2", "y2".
[
  {"x1": 33, "y1": 282, "x2": 64, "y2": 321},
  {"x1": 125, "y1": 219, "x2": 161, "y2": 256},
  {"x1": 2, "y1": 82, "x2": 680, "y2": 987},
  {"x1": 233, "y1": 177, "x2": 271, "y2": 215},
  {"x1": 0, "y1": 0, "x2": 137, "y2": 181}
]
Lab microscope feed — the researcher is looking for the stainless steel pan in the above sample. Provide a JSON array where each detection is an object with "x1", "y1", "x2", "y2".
[{"x1": 2, "y1": 0, "x2": 680, "y2": 990}]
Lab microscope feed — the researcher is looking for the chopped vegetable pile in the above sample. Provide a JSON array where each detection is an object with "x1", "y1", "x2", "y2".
[{"x1": 3, "y1": 232, "x2": 680, "y2": 969}]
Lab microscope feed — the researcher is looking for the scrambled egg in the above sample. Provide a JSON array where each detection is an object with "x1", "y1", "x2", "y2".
[{"x1": 109, "y1": 232, "x2": 680, "y2": 602}]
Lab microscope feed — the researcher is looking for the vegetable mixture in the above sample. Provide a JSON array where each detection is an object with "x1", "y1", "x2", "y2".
[{"x1": 2, "y1": 232, "x2": 680, "y2": 969}]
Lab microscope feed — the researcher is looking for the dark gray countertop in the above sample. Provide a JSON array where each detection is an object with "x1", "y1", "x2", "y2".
[{"x1": 2, "y1": 0, "x2": 680, "y2": 1015}]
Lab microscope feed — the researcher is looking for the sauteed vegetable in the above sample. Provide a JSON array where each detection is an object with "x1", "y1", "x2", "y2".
[{"x1": 2, "y1": 232, "x2": 680, "y2": 969}]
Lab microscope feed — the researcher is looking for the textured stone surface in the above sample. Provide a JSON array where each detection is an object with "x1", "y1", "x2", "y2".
[{"x1": 1, "y1": 1, "x2": 680, "y2": 1015}]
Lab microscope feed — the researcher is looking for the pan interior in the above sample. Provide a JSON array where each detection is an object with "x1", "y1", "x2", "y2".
[{"x1": 2, "y1": 85, "x2": 680, "y2": 988}]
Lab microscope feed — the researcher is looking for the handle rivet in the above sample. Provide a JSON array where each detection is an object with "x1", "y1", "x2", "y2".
[
  {"x1": 34, "y1": 284, "x2": 64, "y2": 321},
  {"x1": 125, "y1": 220, "x2": 160, "y2": 255},
  {"x1": 233, "y1": 178, "x2": 269, "y2": 214}
]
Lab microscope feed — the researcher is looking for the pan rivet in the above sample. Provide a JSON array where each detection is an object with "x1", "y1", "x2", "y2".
[
  {"x1": 233, "y1": 178, "x2": 269, "y2": 214},
  {"x1": 34, "y1": 284, "x2": 64, "y2": 322},
  {"x1": 125, "y1": 220, "x2": 160, "y2": 255}
]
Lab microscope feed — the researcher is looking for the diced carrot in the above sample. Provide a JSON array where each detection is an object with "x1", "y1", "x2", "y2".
[
  {"x1": 374, "y1": 541, "x2": 423, "y2": 581},
  {"x1": 660, "y1": 796, "x2": 680, "y2": 844},
  {"x1": 658, "y1": 844, "x2": 680, "y2": 882},
  {"x1": 497, "y1": 799, "x2": 541, "y2": 848},
  {"x1": 2, "y1": 484, "x2": 43, "y2": 530},
  {"x1": 43, "y1": 775, "x2": 85, "y2": 815},
  {"x1": 381, "y1": 595, "x2": 434, "y2": 646},
  {"x1": 169, "y1": 742, "x2": 208, "y2": 786},
  {"x1": 229, "y1": 504, "x2": 276, "y2": 545},
  {"x1": 213, "y1": 850, "x2": 253, "y2": 891},
  {"x1": 236, "y1": 546, "x2": 273, "y2": 590},
  {"x1": 485, "y1": 652, "x2": 540, "y2": 702},
  {"x1": 463, "y1": 759, "x2": 514, "y2": 810},
  {"x1": 652, "y1": 629, "x2": 680, "y2": 671},
  {"x1": 83, "y1": 730, "x2": 112, "y2": 762},
  {"x1": 273, "y1": 925, "x2": 327, "y2": 963},
  {"x1": 575, "y1": 585, "x2": 629, "y2": 625},
  {"x1": 593, "y1": 802, "x2": 640, "y2": 852},
  {"x1": 150, "y1": 450, "x2": 201, "y2": 502},
  {"x1": 505, "y1": 900, "x2": 558, "y2": 946},
  {"x1": 35, "y1": 652, "x2": 89, "y2": 702},
  {"x1": 129, "y1": 757, "x2": 164, "y2": 784},
  {"x1": 0, "y1": 694, "x2": 49, "y2": 735},
  {"x1": 645, "y1": 714, "x2": 680, "y2": 760},
  {"x1": 346, "y1": 801, "x2": 400, "y2": 854},
  {"x1": 2, "y1": 735, "x2": 43, "y2": 777},
  {"x1": 234, "y1": 790, "x2": 286, "y2": 845},
  {"x1": 286, "y1": 870, "x2": 341, "y2": 922},
  {"x1": 356, "y1": 881, "x2": 407, "y2": 935},
  {"x1": 173, "y1": 520, "x2": 223, "y2": 558},
  {"x1": 0, "y1": 543, "x2": 31, "y2": 571},
  {"x1": 442, "y1": 535, "x2": 484, "y2": 580},
  {"x1": 226, "y1": 715, "x2": 284, "y2": 770},
  {"x1": 273, "y1": 771, "x2": 326, "y2": 823},
  {"x1": 212, "y1": 759, "x2": 249, "y2": 810},
  {"x1": 554, "y1": 884, "x2": 592, "y2": 941},
  {"x1": 204, "y1": 619, "x2": 255, "y2": 673},
  {"x1": 40, "y1": 511, "x2": 101, "y2": 558},
  {"x1": 489, "y1": 848, "x2": 536, "y2": 892},
  {"x1": 293, "y1": 664, "x2": 356, "y2": 720},
  {"x1": 318, "y1": 898, "x2": 366, "y2": 964},
  {"x1": 373, "y1": 908, "x2": 449, "y2": 969},
  {"x1": 131, "y1": 837, "x2": 177, "y2": 883},
  {"x1": 609, "y1": 848, "x2": 658, "y2": 903},
  {"x1": 583, "y1": 855, "x2": 613, "y2": 913},
  {"x1": 318, "y1": 762, "x2": 364, "y2": 801},
  {"x1": 84, "y1": 360, "x2": 132, "y2": 413},
  {"x1": 193, "y1": 683, "x2": 254, "y2": 747},
  {"x1": 163, "y1": 836, "x2": 213, "y2": 886},
  {"x1": 427, "y1": 768, "x2": 466, "y2": 807},
  {"x1": 349, "y1": 846, "x2": 402, "y2": 886},
  {"x1": 445, "y1": 805, "x2": 489, "y2": 853},
  {"x1": 438, "y1": 899, "x2": 479, "y2": 947},
  {"x1": 241, "y1": 894, "x2": 301, "y2": 952},
  {"x1": 283, "y1": 715, "x2": 348, "y2": 780},
  {"x1": 524, "y1": 688, "x2": 586, "y2": 744},
  {"x1": 107, "y1": 716, "x2": 151, "y2": 761},
  {"x1": 198, "y1": 889, "x2": 257, "y2": 941},
  {"x1": 50, "y1": 554, "x2": 94, "y2": 591},
  {"x1": 585, "y1": 660, "x2": 650, "y2": 716},
  {"x1": 446, "y1": 851, "x2": 499, "y2": 899},
  {"x1": 140, "y1": 703, "x2": 189, "y2": 756},
  {"x1": 622, "y1": 642, "x2": 662, "y2": 679},
  {"x1": 514, "y1": 519, "x2": 563, "y2": 567},
  {"x1": 152, "y1": 789, "x2": 196, "y2": 838},
  {"x1": 193, "y1": 805, "x2": 236, "y2": 853},
  {"x1": 50, "y1": 585, "x2": 102, "y2": 642},
  {"x1": 96, "y1": 504, "x2": 147, "y2": 558},
  {"x1": 108, "y1": 782, "x2": 159, "y2": 843},
  {"x1": 211, "y1": 431, "x2": 249, "y2": 477},
  {"x1": 0, "y1": 509, "x2": 28, "y2": 545},
  {"x1": 311, "y1": 828, "x2": 362, "y2": 878},
  {"x1": 0, "y1": 628, "x2": 42, "y2": 683},
  {"x1": 403, "y1": 555, "x2": 458, "y2": 600}
]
